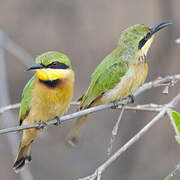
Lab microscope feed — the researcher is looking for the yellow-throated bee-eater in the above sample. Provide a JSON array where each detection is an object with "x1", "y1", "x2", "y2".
[
  {"x1": 67, "y1": 21, "x2": 172, "y2": 145},
  {"x1": 13, "y1": 51, "x2": 74, "y2": 172}
]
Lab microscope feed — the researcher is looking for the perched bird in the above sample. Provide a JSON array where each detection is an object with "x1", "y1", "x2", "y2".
[
  {"x1": 13, "y1": 51, "x2": 74, "y2": 172},
  {"x1": 67, "y1": 21, "x2": 172, "y2": 146}
]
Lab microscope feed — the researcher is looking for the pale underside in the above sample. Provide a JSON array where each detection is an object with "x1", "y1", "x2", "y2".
[
  {"x1": 92, "y1": 60, "x2": 148, "y2": 106},
  {"x1": 21, "y1": 71, "x2": 74, "y2": 146}
]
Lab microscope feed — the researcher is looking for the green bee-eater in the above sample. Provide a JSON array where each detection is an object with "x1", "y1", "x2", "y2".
[
  {"x1": 67, "y1": 21, "x2": 172, "y2": 145},
  {"x1": 13, "y1": 51, "x2": 75, "y2": 172}
]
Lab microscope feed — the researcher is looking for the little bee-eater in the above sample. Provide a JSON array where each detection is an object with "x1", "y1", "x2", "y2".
[
  {"x1": 67, "y1": 21, "x2": 172, "y2": 145},
  {"x1": 13, "y1": 51, "x2": 74, "y2": 172}
]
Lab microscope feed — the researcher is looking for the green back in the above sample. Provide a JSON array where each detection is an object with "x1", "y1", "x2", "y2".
[
  {"x1": 80, "y1": 48, "x2": 128, "y2": 108},
  {"x1": 18, "y1": 75, "x2": 35, "y2": 125},
  {"x1": 80, "y1": 24, "x2": 151, "y2": 109}
]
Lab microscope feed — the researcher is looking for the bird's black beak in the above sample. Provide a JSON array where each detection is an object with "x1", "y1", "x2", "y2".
[
  {"x1": 26, "y1": 63, "x2": 44, "y2": 71},
  {"x1": 150, "y1": 20, "x2": 172, "y2": 35}
]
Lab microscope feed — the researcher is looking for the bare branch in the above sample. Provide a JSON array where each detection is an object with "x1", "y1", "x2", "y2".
[
  {"x1": 0, "y1": 98, "x2": 132, "y2": 135},
  {"x1": 107, "y1": 106, "x2": 125, "y2": 156},
  {"x1": 122, "y1": 104, "x2": 163, "y2": 112},
  {"x1": 0, "y1": 31, "x2": 33, "y2": 66},
  {"x1": 79, "y1": 94, "x2": 180, "y2": 180},
  {"x1": 0, "y1": 102, "x2": 162, "y2": 115},
  {"x1": 0, "y1": 103, "x2": 20, "y2": 114},
  {"x1": 164, "y1": 161, "x2": 180, "y2": 180},
  {"x1": 107, "y1": 103, "x2": 164, "y2": 155},
  {"x1": 0, "y1": 73, "x2": 180, "y2": 115},
  {"x1": 0, "y1": 74, "x2": 180, "y2": 135}
]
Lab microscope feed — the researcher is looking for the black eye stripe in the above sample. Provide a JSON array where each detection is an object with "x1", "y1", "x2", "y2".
[
  {"x1": 40, "y1": 63, "x2": 46, "y2": 67},
  {"x1": 138, "y1": 33, "x2": 152, "y2": 50},
  {"x1": 138, "y1": 39, "x2": 146, "y2": 49},
  {"x1": 45, "y1": 62, "x2": 69, "y2": 69},
  {"x1": 54, "y1": 62, "x2": 69, "y2": 69}
]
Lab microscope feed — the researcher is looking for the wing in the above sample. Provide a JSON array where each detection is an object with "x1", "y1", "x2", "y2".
[
  {"x1": 80, "y1": 49, "x2": 128, "y2": 109},
  {"x1": 18, "y1": 75, "x2": 35, "y2": 126}
]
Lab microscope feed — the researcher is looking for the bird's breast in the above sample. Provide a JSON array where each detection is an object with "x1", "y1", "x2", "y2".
[
  {"x1": 29, "y1": 73, "x2": 74, "y2": 122},
  {"x1": 99, "y1": 61, "x2": 148, "y2": 104},
  {"x1": 130, "y1": 61, "x2": 148, "y2": 92}
]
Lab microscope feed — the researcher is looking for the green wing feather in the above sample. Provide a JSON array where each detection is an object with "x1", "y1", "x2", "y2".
[
  {"x1": 18, "y1": 75, "x2": 35, "y2": 125},
  {"x1": 80, "y1": 48, "x2": 128, "y2": 109}
]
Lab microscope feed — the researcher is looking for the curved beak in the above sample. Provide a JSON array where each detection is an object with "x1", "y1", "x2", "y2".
[
  {"x1": 26, "y1": 63, "x2": 44, "y2": 71},
  {"x1": 150, "y1": 20, "x2": 172, "y2": 35}
]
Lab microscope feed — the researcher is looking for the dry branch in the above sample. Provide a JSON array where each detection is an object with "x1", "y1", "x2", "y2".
[
  {"x1": 79, "y1": 93, "x2": 180, "y2": 180},
  {"x1": 164, "y1": 161, "x2": 180, "y2": 180},
  {"x1": 107, "y1": 106, "x2": 125, "y2": 156},
  {"x1": 0, "y1": 74, "x2": 180, "y2": 135}
]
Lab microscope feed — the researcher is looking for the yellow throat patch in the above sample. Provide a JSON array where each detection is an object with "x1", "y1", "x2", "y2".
[
  {"x1": 36, "y1": 68, "x2": 71, "y2": 81},
  {"x1": 136, "y1": 35, "x2": 154, "y2": 58}
]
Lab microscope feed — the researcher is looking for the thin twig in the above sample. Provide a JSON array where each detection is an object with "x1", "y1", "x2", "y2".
[
  {"x1": 107, "y1": 105, "x2": 125, "y2": 156},
  {"x1": 0, "y1": 103, "x2": 20, "y2": 114},
  {"x1": 0, "y1": 31, "x2": 33, "y2": 67},
  {"x1": 1, "y1": 72, "x2": 180, "y2": 115},
  {"x1": 79, "y1": 110, "x2": 166, "y2": 180},
  {"x1": 164, "y1": 161, "x2": 180, "y2": 180},
  {"x1": 0, "y1": 102, "x2": 162, "y2": 115},
  {"x1": 79, "y1": 94, "x2": 180, "y2": 180},
  {"x1": 0, "y1": 74, "x2": 180, "y2": 135},
  {"x1": 0, "y1": 98, "x2": 131, "y2": 135}
]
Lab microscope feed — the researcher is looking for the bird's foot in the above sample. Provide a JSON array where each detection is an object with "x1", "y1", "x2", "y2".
[
  {"x1": 111, "y1": 95, "x2": 135, "y2": 109},
  {"x1": 54, "y1": 116, "x2": 62, "y2": 126},
  {"x1": 111, "y1": 101, "x2": 119, "y2": 109},
  {"x1": 25, "y1": 156, "x2": 32, "y2": 162},
  {"x1": 36, "y1": 122, "x2": 47, "y2": 130},
  {"x1": 128, "y1": 94, "x2": 135, "y2": 104}
]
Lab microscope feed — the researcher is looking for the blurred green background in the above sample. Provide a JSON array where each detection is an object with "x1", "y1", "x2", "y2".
[{"x1": 0, "y1": 0, "x2": 180, "y2": 179}]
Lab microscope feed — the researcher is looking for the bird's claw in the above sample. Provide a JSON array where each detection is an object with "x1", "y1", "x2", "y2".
[
  {"x1": 111, "y1": 101, "x2": 119, "y2": 109},
  {"x1": 111, "y1": 95, "x2": 135, "y2": 109},
  {"x1": 36, "y1": 122, "x2": 47, "y2": 130},
  {"x1": 54, "y1": 116, "x2": 62, "y2": 126},
  {"x1": 128, "y1": 94, "x2": 135, "y2": 104}
]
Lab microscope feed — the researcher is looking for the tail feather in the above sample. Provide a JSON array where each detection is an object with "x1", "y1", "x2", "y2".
[
  {"x1": 67, "y1": 115, "x2": 87, "y2": 146},
  {"x1": 13, "y1": 143, "x2": 32, "y2": 173},
  {"x1": 13, "y1": 157, "x2": 27, "y2": 173}
]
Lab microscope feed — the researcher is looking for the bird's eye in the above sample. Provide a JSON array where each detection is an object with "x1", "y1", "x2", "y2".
[{"x1": 51, "y1": 61, "x2": 59, "y2": 67}]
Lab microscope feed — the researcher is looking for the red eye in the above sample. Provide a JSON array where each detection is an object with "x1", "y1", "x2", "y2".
[{"x1": 51, "y1": 61, "x2": 58, "y2": 67}]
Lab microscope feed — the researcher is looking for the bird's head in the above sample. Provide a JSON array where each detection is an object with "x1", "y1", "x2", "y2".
[
  {"x1": 119, "y1": 21, "x2": 172, "y2": 60},
  {"x1": 27, "y1": 51, "x2": 72, "y2": 81}
]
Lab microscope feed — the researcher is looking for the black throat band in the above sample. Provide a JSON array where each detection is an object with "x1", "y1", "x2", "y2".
[{"x1": 39, "y1": 79, "x2": 60, "y2": 88}]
